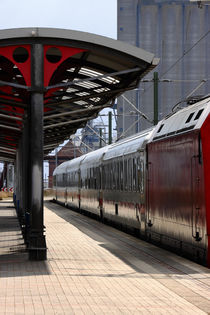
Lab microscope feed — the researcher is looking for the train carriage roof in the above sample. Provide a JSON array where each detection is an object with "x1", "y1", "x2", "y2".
[
  {"x1": 149, "y1": 95, "x2": 210, "y2": 142},
  {"x1": 103, "y1": 128, "x2": 154, "y2": 161},
  {"x1": 80, "y1": 146, "x2": 109, "y2": 168},
  {"x1": 53, "y1": 160, "x2": 69, "y2": 175}
]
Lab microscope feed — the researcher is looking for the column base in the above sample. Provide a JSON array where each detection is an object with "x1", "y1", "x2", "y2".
[{"x1": 28, "y1": 231, "x2": 47, "y2": 261}]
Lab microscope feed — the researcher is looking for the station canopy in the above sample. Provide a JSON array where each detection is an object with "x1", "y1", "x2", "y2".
[{"x1": 0, "y1": 28, "x2": 159, "y2": 161}]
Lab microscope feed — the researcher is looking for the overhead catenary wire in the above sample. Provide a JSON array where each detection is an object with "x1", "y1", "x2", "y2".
[
  {"x1": 115, "y1": 28, "x2": 210, "y2": 138},
  {"x1": 160, "y1": 29, "x2": 210, "y2": 79},
  {"x1": 121, "y1": 95, "x2": 153, "y2": 124},
  {"x1": 134, "y1": 29, "x2": 210, "y2": 98},
  {"x1": 84, "y1": 122, "x2": 107, "y2": 145},
  {"x1": 80, "y1": 28, "x2": 210, "y2": 146}
]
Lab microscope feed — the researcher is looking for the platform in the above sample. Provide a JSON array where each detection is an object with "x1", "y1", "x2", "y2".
[{"x1": 0, "y1": 199, "x2": 210, "y2": 314}]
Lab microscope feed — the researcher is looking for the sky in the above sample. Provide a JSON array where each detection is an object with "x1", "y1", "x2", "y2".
[
  {"x1": 0, "y1": 0, "x2": 117, "y2": 39},
  {"x1": 0, "y1": 0, "x2": 117, "y2": 176}
]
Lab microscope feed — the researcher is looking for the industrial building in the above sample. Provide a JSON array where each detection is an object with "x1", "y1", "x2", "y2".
[{"x1": 117, "y1": 0, "x2": 210, "y2": 137}]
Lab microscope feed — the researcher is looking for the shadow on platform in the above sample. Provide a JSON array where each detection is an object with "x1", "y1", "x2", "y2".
[
  {"x1": 46, "y1": 200, "x2": 208, "y2": 276},
  {"x1": 0, "y1": 200, "x2": 50, "y2": 278}
]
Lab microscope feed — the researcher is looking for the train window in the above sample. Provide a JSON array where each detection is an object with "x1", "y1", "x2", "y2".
[
  {"x1": 98, "y1": 167, "x2": 101, "y2": 190},
  {"x1": 127, "y1": 159, "x2": 130, "y2": 191},
  {"x1": 128, "y1": 159, "x2": 133, "y2": 191},
  {"x1": 85, "y1": 170, "x2": 87, "y2": 188},
  {"x1": 89, "y1": 169, "x2": 91, "y2": 187},
  {"x1": 137, "y1": 158, "x2": 141, "y2": 192},
  {"x1": 111, "y1": 162, "x2": 114, "y2": 190},
  {"x1": 89, "y1": 168, "x2": 91, "y2": 188},
  {"x1": 92, "y1": 168, "x2": 94, "y2": 187},
  {"x1": 106, "y1": 165, "x2": 108, "y2": 189},
  {"x1": 116, "y1": 161, "x2": 119, "y2": 190},
  {"x1": 117, "y1": 161, "x2": 120, "y2": 190},
  {"x1": 114, "y1": 162, "x2": 117, "y2": 190},
  {"x1": 101, "y1": 166, "x2": 105, "y2": 189},
  {"x1": 113, "y1": 162, "x2": 116, "y2": 190},
  {"x1": 130, "y1": 158, "x2": 133, "y2": 191},
  {"x1": 109, "y1": 163, "x2": 112, "y2": 190},
  {"x1": 114, "y1": 162, "x2": 116, "y2": 190},
  {"x1": 140, "y1": 161, "x2": 144, "y2": 194},
  {"x1": 106, "y1": 164, "x2": 109, "y2": 190},
  {"x1": 93, "y1": 168, "x2": 97, "y2": 189},
  {"x1": 104, "y1": 165, "x2": 107, "y2": 190},
  {"x1": 124, "y1": 159, "x2": 128, "y2": 191},
  {"x1": 157, "y1": 124, "x2": 164, "y2": 133},
  {"x1": 133, "y1": 158, "x2": 137, "y2": 191},
  {"x1": 185, "y1": 112, "x2": 194, "y2": 123},
  {"x1": 115, "y1": 203, "x2": 118, "y2": 215},
  {"x1": 63, "y1": 174, "x2": 66, "y2": 187},
  {"x1": 75, "y1": 172, "x2": 77, "y2": 186},
  {"x1": 194, "y1": 109, "x2": 204, "y2": 120},
  {"x1": 120, "y1": 160, "x2": 124, "y2": 190},
  {"x1": 70, "y1": 173, "x2": 72, "y2": 187},
  {"x1": 110, "y1": 163, "x2": 112, "y2": 190}
]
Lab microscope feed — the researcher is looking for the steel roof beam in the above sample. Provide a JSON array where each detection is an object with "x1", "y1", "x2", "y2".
[
  {"x1": 0, "y1": 97, "x2": 27, "y2": 109},
  {"x1": 0, "y1": 120, "x2": 22, "y2": 129},
  {"x1": 0, "y1": 144, "x2": 17, "y2": 151},
  {"x1": 0, "y1": 151, "x2": 16, "y2": 158},
  {"x1": 0, "y1": 79, "x2": 30, "y2": 90},
  {"x1": 44, "y1": 115, "x2": 96, "y2": 130},
  {"x1": 0, "y1": 113, "x2": 23, "y2": 121},
  {"x1": 46, "y1": 84, "x2": 136, "y2": 108},
  {"x1": 46, "y1": 67, "x2": 141, "y2": 90},
  {"x1": 0, "y1": 148, "x2": 16, "y2": 155},
  {"x1": 44, "y1": 143, "x2": 60, "y2": 150},
  {"x1": 44, "y1": 104, "x2": 108, "y2": 120},
  {"x1": 44, "y1": 133, "x2": 74, "y2": 143},
  {"x1": 0, "y1": 157, "x2": 15, "y2": 162},
  {"x1": 0, "y1": 124, "x2": 21, "y2": 131},
  {"x1": 0, "y1": 108, "x2": 24, "y2": 117}
]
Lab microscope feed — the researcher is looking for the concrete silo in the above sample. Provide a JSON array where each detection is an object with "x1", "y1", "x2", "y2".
[{"x1": 117, "y1": 0, "x2": 210, "y2": 137}]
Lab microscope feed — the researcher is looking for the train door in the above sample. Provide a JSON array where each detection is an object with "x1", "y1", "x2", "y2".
[
  {"x1": 191, "y1": 140, "x2": 203, "y2": 242},
  {"x1": 137, "y1": 150, "x2": 146, "y2": 234}
]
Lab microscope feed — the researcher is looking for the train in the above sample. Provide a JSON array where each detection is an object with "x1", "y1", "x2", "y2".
[{"x1": 53, "y1": 95, "x2": 210, "y2": 267}]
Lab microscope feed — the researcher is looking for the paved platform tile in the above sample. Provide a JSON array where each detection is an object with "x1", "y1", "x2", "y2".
[{"x1": 0, "y1": 200, "x2": 209, "y2": 314}]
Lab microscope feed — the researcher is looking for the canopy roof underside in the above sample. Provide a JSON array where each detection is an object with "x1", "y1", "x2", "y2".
[{"x1": 0, "y1": 28, "x2": 159, "y2": 162}]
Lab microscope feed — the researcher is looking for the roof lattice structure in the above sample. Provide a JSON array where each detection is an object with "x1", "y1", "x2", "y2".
[{"x1": 0, "y1": 28, "x2": 159, "y2": 161}]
